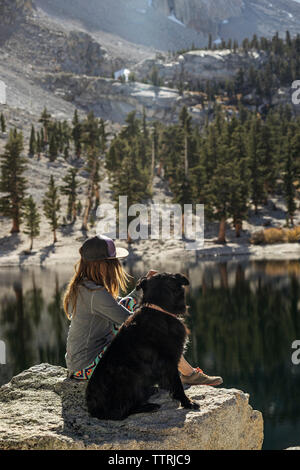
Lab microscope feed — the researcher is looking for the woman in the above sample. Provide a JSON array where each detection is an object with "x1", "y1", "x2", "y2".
[{"x1": 64, "y1": 235, "x2": 223, "y2": 386}]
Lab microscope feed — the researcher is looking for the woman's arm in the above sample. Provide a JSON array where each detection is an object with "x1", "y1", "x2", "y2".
[{"x1": 91, "y1": 289, "x2": 131, "y2": 325}]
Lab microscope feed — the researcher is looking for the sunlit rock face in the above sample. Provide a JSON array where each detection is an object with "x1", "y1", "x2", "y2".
[
  {"x1": 0, "y1": 0, "x2": 34, "y2": 25},
  {"x1": 152, "y1": 0, "x2": 244, "y2": 33},
  {"x1": 0, "y1": 364, "x2": 264, "y2": 450}
]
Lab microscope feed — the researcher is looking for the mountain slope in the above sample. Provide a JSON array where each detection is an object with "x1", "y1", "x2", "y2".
[{"x1": 35, "y1": 0, "x2": 300, "y2": 50}]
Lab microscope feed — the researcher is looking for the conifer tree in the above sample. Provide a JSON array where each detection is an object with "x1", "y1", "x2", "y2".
[
  {"x1": 36, "y1": 132, "x2": 42, "y2": 160},
  {"x1": 28, "y1": 124, "x2": 36, "y2": 157},
  {"x1": 0, "y1": 129, "x2": 26, "y2": 233},
  {"x1": 81, "y1": 112, "x2": 102, "y2": 231},
  {"x1": 179, "y1": 106, "x2": 192, "y2": 179},
  {"x1": 283, "y1": 132, "x2": 297, "y2": 226},
  {"x1": 61, "y1": 168, "x2": 79, "y2": 222},
  {"x1": 39, "y1": 107, "x2": 51, "y2": 144},
  {"x1": 110, "y1": 139, "x2": 151, "y2": 240},
  {"x1": 0, "y1": 113, "x2": 6, "y2": 133},
  {"x1": 43, "y1": 175, "x2": 61, "y2": 243},
  {"x1": 40, "y1": 127, "x2": 45, "y2": 150},
  {"x1": 142, "y1": 107, "x2": 149, "y2": 140},
  {"x1": 49, "y1": 133, "x2": 58, "y2": 162},
  {"x1": 72, "y1": 109, "x2": 82, "y2": 158},
  {"x1": 229, "y1": 124, "x2": 251, "y2": 237},
  {"x1": 23, "y1": 196, "x2": 40, "y2": 250},
  {"x1": 120, "y1": 111, "x2": 140, "y2": 141},
  {"x1": 99, "y1": 118, "x2": 108, "y2": 154},
  {"x1": 204, "y1": 120, "x2": 236, "y2": 243},
  {"x1": 247, "y1": 117, "x2": 266, "y2": 213}
]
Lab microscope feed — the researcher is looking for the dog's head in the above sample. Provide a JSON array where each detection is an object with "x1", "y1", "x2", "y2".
[{"x1": 136, "y1": 272, "x2": 189, "y2": 316}]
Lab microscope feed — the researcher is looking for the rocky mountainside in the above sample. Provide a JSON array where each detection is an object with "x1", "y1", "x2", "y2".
[
  {"x1": 152, "y1": 0, "x2": 244, "y2": 35},
  {"x1": 0, "y1": 0, "x2": 34, "y2": 25},
  {"x1": 34, "y1": 0, "x2": 300, "y2": 49},
  {"x1": 153, "y1": 0, "x2": 300, "y2": 41}
]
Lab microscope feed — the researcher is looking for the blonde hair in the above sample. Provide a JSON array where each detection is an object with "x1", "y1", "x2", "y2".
[{"x1": 63, "y1": 258, "x2": 130, "y2": 319}]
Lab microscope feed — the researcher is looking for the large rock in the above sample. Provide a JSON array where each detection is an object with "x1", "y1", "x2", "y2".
[
  {"x1": 0, "y1": 0, "x2": 34, "y2": 25},
  {"x1": 152, "y1": 0, "x2": 243, "y2": 34},
  {"x1": 40, "y1": 72, "x2": 204, "y2": 124},
  {"x1": 133, "y1": 50, "x2": 266, "y2": 86},
  {"x1": 0, "y1": 364, "x2": 264, "y2": 450}
]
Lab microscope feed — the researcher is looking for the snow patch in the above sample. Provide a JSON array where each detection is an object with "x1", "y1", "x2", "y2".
[
  {"x1": 168, "y1": 13, "x2": 185, "y2": 27},
  {"x1": 114, "y1": 68, "x2": 131, "y2": 81},
  {"x1": 213, "y1": 37, "x2": 222, "y2": 45}
]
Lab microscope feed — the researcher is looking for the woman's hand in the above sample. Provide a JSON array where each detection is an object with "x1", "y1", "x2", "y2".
[{"x1": 145, "y1": 270, "x2": 158, "y2": 279}]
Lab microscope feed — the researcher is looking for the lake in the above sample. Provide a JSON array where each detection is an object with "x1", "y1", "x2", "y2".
[{"x1": 0, "y1": 258, "x2": 300, "y2": 450}]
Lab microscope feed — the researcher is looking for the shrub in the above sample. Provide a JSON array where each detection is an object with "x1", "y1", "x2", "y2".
[
  {"x1": 286, "y1": 226, "x2": 300, "y2": 242},
  {"x1": 263, "y1": 228, "x2": 288, "y2": 244},
  {"x1": 250, "y1": 230, "x2": 265, "y2": 245},
  {"x1": 250, "y1": 226, "x2": 300, "y2": 245}
]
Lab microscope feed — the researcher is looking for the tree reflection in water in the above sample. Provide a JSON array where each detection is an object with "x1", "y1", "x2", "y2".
[{"x1": 0, "y1": 261, "x2": 299, "y2": 449}]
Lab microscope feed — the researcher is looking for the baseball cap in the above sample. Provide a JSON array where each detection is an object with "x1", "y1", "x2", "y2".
[{"x1": 79, "y1": 235, "x2": 129, "y2": 261}]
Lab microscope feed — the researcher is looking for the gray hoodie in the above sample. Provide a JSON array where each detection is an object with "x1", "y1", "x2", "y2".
[{"x1": 65, "y1": 280, "x2": 139, "y2": 373}]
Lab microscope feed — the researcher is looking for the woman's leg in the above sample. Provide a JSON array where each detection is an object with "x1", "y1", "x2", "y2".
[
  {"x1": 178, "y1": 355, "x2": 194, "y2": 376},
  {"x1": 179, "y1": 355, "x2": 223, "y2": 386}
]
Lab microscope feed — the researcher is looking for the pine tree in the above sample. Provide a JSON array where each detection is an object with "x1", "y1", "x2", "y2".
[
  {"x1": 61, "y1": 168, "x2": 79, "y2": 222},
  {"x1": 229, "y1": 124, "x2": 251, "y2": 237},
  {"x1": 77, "y1": 200, "x2": 82, "y2": 216},
  {"x1": 39, "y1": 107, "x2": 51, "y2": 144},
  {"x1": 109, "y1": 139, "x2": 151, "y2": 240},
  {"x1": 142, "y1": 107, "x2": 149, "y2": 140},
  {"x1": 49, "y1": 133, "x2": 58, "y2": 161},
  {"x1": 120, "y1": 111, "x2": 140, "y2": 142},
  {"x1": 28, "y1": 124, "x2": 36, "y2": 157},
  {"x1": 36, "y1": 132, "x2": 42, "y2": 160},
  {"x1": 283, "y1": 131, "x2": 297, "y2": 226},
  {"x1": 247, "y1": 117, "x2": 266, "y2": 214},
  {"x1": 204, "y1": 121, "x2": 237, "y2": 243},
  {"x1": 99, "y1": 118, "x2": 108, "y2": 154},
  {"x1": 0, "y1": 129, "x2": 27, "y2": 233},
  {"x1": 72, "y1": 109, "x2": 82, "y2": 158},
  {"x1": 0, "y1": 113, "x2": 6, "y2": 133},
  {"x1": 179, "y1": 106, "x2": 192, "y2": 179},
  {"x1": 81, "y1": 112, "x2": 102, "y2": 231},
  {"x1": 40, "y1": 127, "x2": 45, "y2": 150},
  {"x1": 43, "y1": 175, "x2": 61, "y2": 243},
  {"x1": 23, "y1": 196, "x2": 40, "y2": 250},
  {"x1": 208, "y1": 33, "x2": 212, "y2": 50}
]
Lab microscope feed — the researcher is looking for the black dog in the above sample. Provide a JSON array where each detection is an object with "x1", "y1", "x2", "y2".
[{"x1": 86, "y1": 272, "x2": 200, "y2": 420}]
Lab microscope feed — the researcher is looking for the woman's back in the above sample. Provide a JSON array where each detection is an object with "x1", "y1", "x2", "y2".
[{"x1": 66, "y1": 281, "x2": 130, "y2": 373}]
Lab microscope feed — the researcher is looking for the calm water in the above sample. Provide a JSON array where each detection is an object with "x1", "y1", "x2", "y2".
[{"x1": 0, "y1": 259, "x2": 300, "y2": 450}]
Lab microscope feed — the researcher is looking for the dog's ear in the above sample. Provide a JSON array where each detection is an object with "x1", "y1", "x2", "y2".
[
  {"x1": 175, "y1": 273, "x2": 189, "y2": 286},
  {"x1": 136, "y1": 276, "x2": 148, "y2": 291}
]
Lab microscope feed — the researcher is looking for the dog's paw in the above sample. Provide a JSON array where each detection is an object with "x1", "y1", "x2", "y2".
[{"x1": 183, "y1": 400, "x2": 200, "y2": 410}]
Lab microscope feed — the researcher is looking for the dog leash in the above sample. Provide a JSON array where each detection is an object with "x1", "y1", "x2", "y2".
[{"x1": 143, "y1": 303, "x2": 182, "y2": 318}]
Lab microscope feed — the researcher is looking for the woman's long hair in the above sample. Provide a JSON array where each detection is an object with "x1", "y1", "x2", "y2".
[{"x1": 63, "y1": 258, "x2": 130, "y2": 319}]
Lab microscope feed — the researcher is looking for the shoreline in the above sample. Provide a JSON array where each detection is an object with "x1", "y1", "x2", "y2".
[{"x1": 0, "y1": 240, "x2": 300, "y2": 268}]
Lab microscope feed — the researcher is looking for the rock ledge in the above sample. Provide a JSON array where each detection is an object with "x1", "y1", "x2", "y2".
[{"x1": 0, "y1": 364, "x2": 264, "y2": 450}]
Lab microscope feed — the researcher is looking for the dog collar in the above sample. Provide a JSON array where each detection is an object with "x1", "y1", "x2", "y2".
[{"x1": 143, "y1": 303, "x2": 181, "y2": 318}]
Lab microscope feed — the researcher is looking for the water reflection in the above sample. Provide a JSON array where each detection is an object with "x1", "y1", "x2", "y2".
[{"x1": 0, "y1": 260, "x2": 299, "y2": 449}]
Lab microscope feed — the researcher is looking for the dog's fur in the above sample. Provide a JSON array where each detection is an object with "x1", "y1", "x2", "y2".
[{"x1": 85, "y1": 272, "x2": 200, "y2": 420}]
